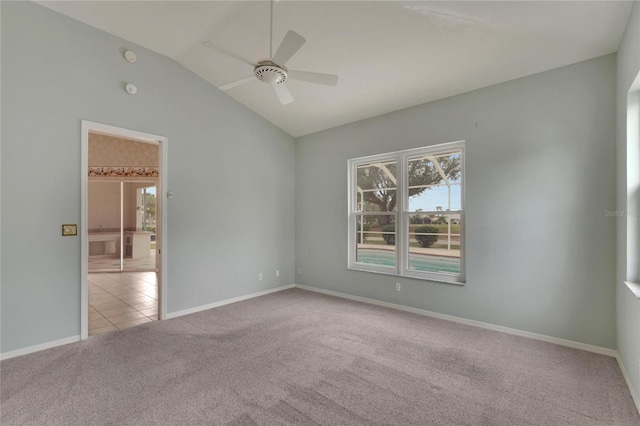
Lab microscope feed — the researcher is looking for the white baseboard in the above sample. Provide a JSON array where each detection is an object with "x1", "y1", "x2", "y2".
[
  {"x1": 616, "y1": 354, "x2": 640, "y2": 415},
  {"x1": 165, "y1": 284, "x2": 295, "y2": 319},
  {"x1": 2, "y1": 283, "x2": 638, "y2": 416},
  {"x1": 294, "y1": 284, "x2": 617, "y2": 358},
  {"x1": 294, "y1": 284, "x2": 640, "y2": 415},
  {"x1": 0, "y1": 284, "x2": 617, "y2": 361},
  {"x1": 1, "y1": 335, "x2": 80, "y2": 361},
  {"x1": 2, "y1": 285, "x2": 295, "y2": 360}
]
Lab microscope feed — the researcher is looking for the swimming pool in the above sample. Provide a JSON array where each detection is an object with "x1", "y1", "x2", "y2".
[{"x1": 357, "y1": 248, "x2": 460, "y2": 274}]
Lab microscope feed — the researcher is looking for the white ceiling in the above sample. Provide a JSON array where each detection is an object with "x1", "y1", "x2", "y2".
[{"x1": 38, "y1": 1, "x2": 633, "y2": 137}]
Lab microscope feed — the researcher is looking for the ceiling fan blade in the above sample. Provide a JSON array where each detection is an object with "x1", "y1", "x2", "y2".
[
  {"x1": 202, "y1": 40, "x2": 255, "y2": 67},
  {"x1": 273, "y1": 83, "x2": 294, "y2": 105},
  {"x1": 288, "y1": 70, "x2": 338, "y2": 87},
  {"x1": 219, "y1": 75, "x2": 256, "y2": 90},
  {"x1": 272, "y1": 30, "x2": 306, "y2": 66}
]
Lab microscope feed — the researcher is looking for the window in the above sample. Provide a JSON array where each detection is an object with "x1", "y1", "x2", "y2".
[{"x1": 348, "y1": 141, "x2": 465, "y2": 284}]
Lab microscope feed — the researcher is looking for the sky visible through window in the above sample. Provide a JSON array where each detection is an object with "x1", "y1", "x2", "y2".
[{"x1": 409, "y1": 184, "x2": 461, "y2": 211}]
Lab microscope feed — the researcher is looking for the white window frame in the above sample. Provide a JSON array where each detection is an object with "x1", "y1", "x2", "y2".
[{"x1": 347, "y1": 141, "x2": 465, "y2": 285}]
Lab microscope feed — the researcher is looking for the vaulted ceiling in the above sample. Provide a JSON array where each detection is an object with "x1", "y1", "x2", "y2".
[{"x1": 38, "y1": 1, "x2": 633, "y2": 137}]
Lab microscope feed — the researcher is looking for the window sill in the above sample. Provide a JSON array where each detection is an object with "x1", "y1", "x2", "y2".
[
  {"x1": 624, "y1": 281, "x2": 640, "y2": 299},
  {"x1": 348, "y1": 265, "x2": 466, "y2": 286}
]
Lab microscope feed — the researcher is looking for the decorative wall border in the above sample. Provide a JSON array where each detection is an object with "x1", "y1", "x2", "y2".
[{"x1": 88, "y1": 167, "x2": 158, "y2": 177}]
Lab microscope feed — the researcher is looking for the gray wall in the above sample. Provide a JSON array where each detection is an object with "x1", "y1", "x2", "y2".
[
  {"x1": 296, "y1": 54, "x2": 617, "y2": 349},
  {"x1": 617, "y1": 1, "x2": 640, "y2": 404},
  {"x1": 0, "y1": 0, "x2": 629, "y2": 360},
  {"x1": 1, "y1": 2, "x2": 296, "y2": 353}
]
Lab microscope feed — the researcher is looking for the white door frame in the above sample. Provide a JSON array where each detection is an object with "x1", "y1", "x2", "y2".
[{"x1": 80, "y1": 120, "x2": 168, "y2": 340}]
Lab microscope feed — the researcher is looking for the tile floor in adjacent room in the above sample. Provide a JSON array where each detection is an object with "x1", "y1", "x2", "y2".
[
  {"x1": 88, "y1": 249, "x2": 156, "y2": 272},
  {"x1": 88, "y1": 272, "x2": 158, "y2": 336}
]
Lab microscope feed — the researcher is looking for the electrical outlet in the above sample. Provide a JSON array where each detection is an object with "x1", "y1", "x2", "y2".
[
  {"x1": 395, "y1": 283, "x2": 401, "y2": 292},
  {"x1": 259, "y1": 273, "x2": 263, "y2": 281},
  {"x1": 276, "y1": 270, "x2": 279, "y2": 277}
]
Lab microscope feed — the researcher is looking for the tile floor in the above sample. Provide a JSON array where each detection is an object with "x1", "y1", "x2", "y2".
[
  {"x1": 88, "y1": 249, "x2": 156, "y2": 272},
  {"x1": 88, "y1": 272, "x2": 158, "y2": 336}
]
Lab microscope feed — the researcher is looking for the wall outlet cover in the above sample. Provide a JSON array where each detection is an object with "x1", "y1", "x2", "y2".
[{"x1": 62, "y1": 224, "x2": 77, "y2": 236}]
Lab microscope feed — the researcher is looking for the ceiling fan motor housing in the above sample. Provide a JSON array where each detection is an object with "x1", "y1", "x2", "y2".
[{"x1": 254, "y1": 61, "x2": 288, "y2": 85}]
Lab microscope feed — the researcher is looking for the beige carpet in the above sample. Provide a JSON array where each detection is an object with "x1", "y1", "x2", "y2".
[{"x1": 1, "y1": 288, "x2": 638, "y2": 425}]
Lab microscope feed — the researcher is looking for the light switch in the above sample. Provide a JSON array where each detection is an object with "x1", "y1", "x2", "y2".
[{"x1": 62, "y1": 224, "x2": 77, "y2": 236}]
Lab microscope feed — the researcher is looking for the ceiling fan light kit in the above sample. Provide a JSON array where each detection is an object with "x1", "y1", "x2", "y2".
[
  {"x1": 254, "y1": 61, "x2": 287, "y2": 85},
  {"x1": 203, "y1": 0, "x2": 337, "y2": 105}
]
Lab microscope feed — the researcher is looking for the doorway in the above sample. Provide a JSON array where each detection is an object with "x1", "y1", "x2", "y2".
[{"x1": 81, "y1": 121, "x2": 168, "y2": 339}]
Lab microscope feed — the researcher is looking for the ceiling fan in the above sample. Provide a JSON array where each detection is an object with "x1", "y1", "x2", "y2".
[{"x1": 203, "y1": 1, "x2": 338, "y2": 105}]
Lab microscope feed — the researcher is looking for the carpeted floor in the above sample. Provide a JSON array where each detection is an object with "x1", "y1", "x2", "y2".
[{"x1": 1, "y1": 288, "x2": 638, "y2": 425}]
